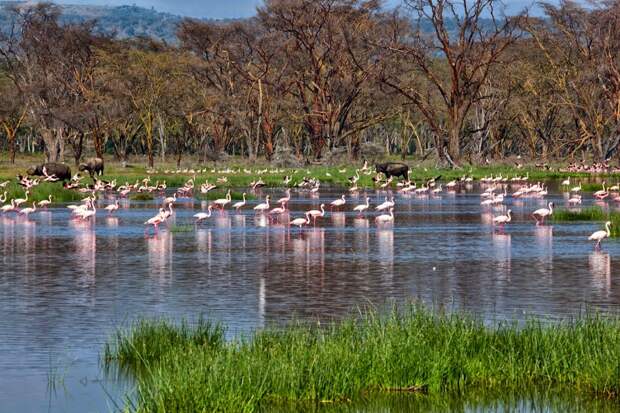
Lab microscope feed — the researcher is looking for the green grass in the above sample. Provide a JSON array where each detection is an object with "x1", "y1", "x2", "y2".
[
  {"x1": 103, "y1": 305, "x2": 620, "y2": 412},
  {"x1": 1, "y1": 181, "x2": 82, "y2": 203},
  {"x1": 130, "y1": 192, "x2": 155, "y2": 201},
  {"x1": 169, "y1": 224, "x2": 194, "y2": 233},
  {"x1": 552, "y1": 207, "x2": 620, "y2": 237}
]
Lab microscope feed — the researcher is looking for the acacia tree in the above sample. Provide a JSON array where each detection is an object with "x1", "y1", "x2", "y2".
[
  {"x1": 383, "y1": 0, "x2": 523, "y2": 166},
  {"x1": 527, "y1": 1, "x2": 620, "y2": 160},
  {"x1": 0, "y1": 3, "x2": 98, "y2": 162},
  {"x1": 257, "y1": 0, "x2": 391, "y2": 160}
]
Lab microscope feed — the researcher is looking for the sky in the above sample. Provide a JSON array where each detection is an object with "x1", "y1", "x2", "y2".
[{"x1": 50, "y1": 0, "x2": 554, "y2": 19}]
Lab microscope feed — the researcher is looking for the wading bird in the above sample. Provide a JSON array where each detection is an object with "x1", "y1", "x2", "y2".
[
  {"x1": 589, "y1": 221, "x2": 611, "y2": 250},
  {"x1": 375, "y1": 208, "x2": 394, "y2": 225},
  {"x1": 194, "y1": 205, "x2": 214, "y2": 224},
  {"x1": 532, "y1": 202, "x2": 554, "y2": 225}
]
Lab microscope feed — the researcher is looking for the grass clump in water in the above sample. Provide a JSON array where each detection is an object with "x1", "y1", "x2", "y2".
[
  {"x1": 103, "y1": 306, "x2": 620, "y2": 412},
  {"x1": 552, "y1": 207, "x2": 620, "y2": 237}
]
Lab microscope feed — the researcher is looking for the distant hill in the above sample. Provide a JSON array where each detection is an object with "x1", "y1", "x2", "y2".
[{"x1": 0, "y1": 2, "x2": 234, "y2": 43}]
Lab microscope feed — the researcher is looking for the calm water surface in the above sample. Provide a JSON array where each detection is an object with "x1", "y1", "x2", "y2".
[{"x1": 1, "y1": 182, "x2": 620, "y2": 412}]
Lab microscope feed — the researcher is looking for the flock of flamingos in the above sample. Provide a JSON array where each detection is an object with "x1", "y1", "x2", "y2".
[{"x1": 0, "y1": 166, "x2": 616, "y2": 249}]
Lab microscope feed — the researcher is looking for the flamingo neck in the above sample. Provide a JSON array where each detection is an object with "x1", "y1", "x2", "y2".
[{"x1": 606, "y1": 222, "x2": 611, "y2": 236}]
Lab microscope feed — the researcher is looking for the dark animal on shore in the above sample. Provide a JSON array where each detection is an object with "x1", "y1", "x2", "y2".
[
  {"x1": 79, "y1": 157, "x2": 105, "y2": 178},
  {"x1": 375, "y1": 162, "x2": 409, "y2": 180},
  {"x1": 27, "y1": 163, "x2": 71, "y2": 182}
]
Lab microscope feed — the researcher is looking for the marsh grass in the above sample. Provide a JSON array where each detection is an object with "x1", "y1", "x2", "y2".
[
  {"x1": 103, "y1": 306, "x2": 620, "y2": 412},
  {"x1": 552, "y1": 207, "x2": 620, "y2": 237},
  {"x1": 129, "y1": 192, "x2": 155, "y2": 201},
  {"x1": 2, "y1": 182, "x2": 82, "y2": 203}
]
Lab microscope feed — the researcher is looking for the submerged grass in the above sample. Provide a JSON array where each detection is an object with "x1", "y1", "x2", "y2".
[
  {"x1": 103, "y1": 306, "x2": 620, "y2": 412},
  {"x1": 552, "y1": 207, "x2": 620, "y2": 237}
]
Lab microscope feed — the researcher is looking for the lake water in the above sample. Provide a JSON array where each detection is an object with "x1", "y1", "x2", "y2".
[{"x1": 1, "y1": 182, "x2": 619, "y2": 412}]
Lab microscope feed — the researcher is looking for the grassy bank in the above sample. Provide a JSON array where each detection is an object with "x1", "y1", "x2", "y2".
[
  {"x1": 552, "y1": 207, "x2": 620, "y2": 237},
  {"x1": 103, "y1": 306, "x2": 620, "y2": 412}
]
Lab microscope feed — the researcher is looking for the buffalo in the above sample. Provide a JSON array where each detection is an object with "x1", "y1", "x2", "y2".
[
  {"x1": 27, "y1": 162, "x2": 72, "y2": 182},
  {"x1": 79, "y1": 157, "x2": 105, "y2": 178},
  {"x1": 375, "y1": 162, "x2": 409, "y2": 180}
]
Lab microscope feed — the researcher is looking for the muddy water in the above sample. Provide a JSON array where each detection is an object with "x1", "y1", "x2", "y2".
[{"x1": 1, "y1": 183, "x2": 619, "y2": 412}]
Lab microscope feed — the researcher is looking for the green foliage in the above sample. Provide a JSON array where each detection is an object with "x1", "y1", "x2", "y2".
[
  {"x1": 104, "y1": 306, "x2": 620, "y2": 412},
  {"x1": 552, "y1": 208, "x2": 620, "y2": 237},
  {"x1": 1, "y1": 182, "x2": 82, "y2": 203},
  {"x1": 130, "y1": 192, "x2": 155, "y2": 201}
]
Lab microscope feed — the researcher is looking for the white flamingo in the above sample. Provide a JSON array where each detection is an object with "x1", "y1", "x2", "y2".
[
  {"x1": 145, "y1": 208, "x2": 166, "y2": 232},
  {"x1": 213, "y1": 190, "x2": 232, "y2": 209},
  {"x1": 375, "y1": 207, "x2": 394, "y2": 224},
  {"x1": 253, "y1": 195, "x2": 271, "y2": 213},
  {"x1": 330, "y1": 194, "x2": 346, "y2": 210},
  {"x1": 375, "y1": 196, "x2": 394, "y2": 212},
  {"x1": 532, "y1": 202, "x2": 554, "y2": 225},
  {"x1": 353, "y1": 197, "x2": 370, "y2": 216},
  {"x1": 594, "y1": 182, "x2": 609, "y2": 200},
  {"x1": 105, "y1": 200, "x2": 120, "y2": 214},
  {"x1": 588, "y1": 221, "x2": 612, "y2": 250},
  {"x1": 277, "y1": 189, "x2": 291, "y2": 206},
  {"x1": 37, "y1": 195, "x2": 53, "y2": 208},
  {"x1": 20, "y1": 202, "x2": 36, "y2": 217},
  {"x1": 289, "y1": 215, "x2": 310, "y2": 231},
  {"x1": 306, "y1": 204, "x2": 326, "y2": 225},
  {"x1": 493, "y1": 209, "x2": 511, "y2": 228},
  {"x1": 14, "y1": 191, "x2": 29, "y2": 208},
  {"x1": 194, "y1": 205, "x2": 214, "y2": 223},
  {"x1": 1, "y1": 199, "x2": 17, "y2": 213},
  {"x1": 232, "y1": 193, "x2": 247, "y2": 212}
]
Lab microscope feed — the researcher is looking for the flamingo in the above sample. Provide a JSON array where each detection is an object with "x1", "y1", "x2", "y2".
[
  {"x1": 268, "y1": 202, "x2": 287, "y2": 216},
  {"x1": 163, "y1": 193, "x2": 177, "y2": 206},
  {"x1": 37, "y1": 195, "x2": 53, "y2": 208},
  {"x1": 493, "y1": 209, "x2": 512, "y2": 228},
  {"x1": 253, "y1": 195, "x2": 271, "y2": 213},
  {"x1": 594, "y1": 182, "x2": 609, "y2": 200},
  {"x1": 561, "y1": 177, "x2": 570, "y2": 187},
  {"x1": 105, "y1": 200, "x2": 120, "y2": 214},
  {"x1": 532, "y1": 202, "x2": 554, "y2": 225},
  {"x1": 570, "y1": 183, "x2": 582, "y2": 193},
  {"x1": 289, "y1": 215, "x2": 310, "y2": 231},
  {"x1": 232, "y1": 193, "x2": 247, "y2": 212},
  {"x1": 0, "y1": 191, "x2": 7, "y2": 203},
  {"x1": 194, "y1": 205, "x2": 214, "y2": 223},
  {"x1": 80, "y1": 200, "x2": 97, "y2": 220},
  {"x1": 306, "y1": 203, "x2": 326, "y2": 225},
  {"x1": 353, "y1": 197, "x2": 370, "y2": 216},
  {"x1": 277, "y1": 189, "x2": 291, "y2": 206},
  {"x1": 213, "y1": 190, "x2": 232, "y2": 209},
  {"x1": 375, "y1": 196, "x2": 394, "y2": 212},
  {"x1": 20, "y1": 202, "x2": 36, "y2": 217},
  {"x1": 588, "y1": 221, "x2": 612, "y2": 250},
  {"x1": 145, "y1": 208, "x2": 166, "y2": 233},
  {"x1": 375, "y1": 207, "x2": 394, "y2": 224},
  {"x1": 330, "y1": 195, "x2": 346, "y2": 210},
  {"x1": 14, "y1": 191, "x2": 29, "y2": 208},
  {"x1": 1, "y1": 199, "x2": 17, "y2": 213}
]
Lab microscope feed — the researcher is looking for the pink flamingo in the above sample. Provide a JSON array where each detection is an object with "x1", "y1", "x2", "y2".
[
  {"x1": 305, "y1": 203, "x2": 325, "y2": 225},
  {"x1": 588, "y1": 221, "x2": 611, "y2": 250},
  {"x1": 253, "y1": 195, "x2": 270, "y2": 214},
  {"x1": 105, "y1": 200, "x2": 120, "y2": 214},
  {"x1": 353, "y1": 197, "x2": 370, "y2": 216}
]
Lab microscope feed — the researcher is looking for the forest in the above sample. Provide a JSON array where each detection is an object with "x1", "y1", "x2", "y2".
[{"x1": 0, "y1": 0, "x2": 618, "y2": 168}]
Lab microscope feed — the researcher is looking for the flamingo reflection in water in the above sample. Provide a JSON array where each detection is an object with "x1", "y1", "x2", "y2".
[{"x1": 589, "y1": 251, "x2": 611, "y2": 295}]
